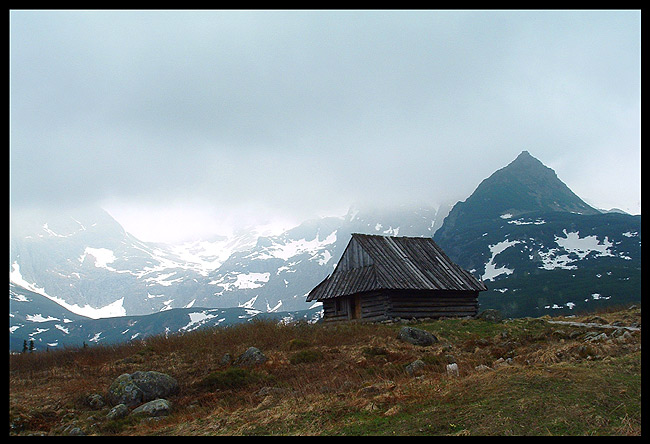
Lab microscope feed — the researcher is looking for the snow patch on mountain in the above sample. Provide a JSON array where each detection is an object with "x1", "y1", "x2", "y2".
[
  {"x1": 210, "y1": 272, "x2": 271, "y2": 293},
  {"x1": 252, "y1": 230, "x2": 337, "y2": 261},
  {"x1": 508, "y1": 218, "x2": 546, "y2": 225},
  {"x1": 555, "y1": 230, "x2": 614, "y2": 260},
  {"x1": 26, "y1": 314, "x2": 60, "y2": 323},
  {"x1": 482, "y1": 239, "x2": 521, "y2": 281},
  {"x1": 11, "y1": 262, "x2": 127, "y2": 319},
  {"x1": 144, "y1": 271, "x2": 184, "y2": 287},
  {"x1": 539, "y1": 230, "x2": 617, "y2": 270},
  {"x1": 80, "y1": 247, "x2": 117, "y2": 269},
  {"x1": 181, "y1": 311, "x2": 224, "y2": 332}
]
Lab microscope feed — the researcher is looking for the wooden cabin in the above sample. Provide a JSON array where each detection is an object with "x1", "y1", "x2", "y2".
[{"x1": 306, "y1": 233, "x2": 487, "y2": 322}]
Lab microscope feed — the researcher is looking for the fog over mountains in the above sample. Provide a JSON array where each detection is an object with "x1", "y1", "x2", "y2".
[{"x1": 9, "y1": 151, "x2": 641, "y2": 351}]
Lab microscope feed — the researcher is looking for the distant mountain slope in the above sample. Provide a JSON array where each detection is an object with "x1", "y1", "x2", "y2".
[
  {"x1": 434, "y1": 151, "x2": 641, "y2": 318},
  {"x1": 9, "y1": 282, "x2": 322, "y2": 352},
  {"x1": 9, "y1": 203, "x2": 446, "y2": 319}
]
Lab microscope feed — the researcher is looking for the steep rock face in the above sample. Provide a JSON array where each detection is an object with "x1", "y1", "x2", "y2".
[
  {"x1": 435, "y1": 151, "x2": 600, "y2": 264},
  {"x1": 437, "y1": 151, "x2": 599, "y2": 248},
  {"x1": 434, "y1": 151, "x2": 640, "y2": 318}
]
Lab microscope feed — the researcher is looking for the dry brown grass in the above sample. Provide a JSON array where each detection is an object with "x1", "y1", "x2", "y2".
[{"x1": 9, "y1": 305, "x2": 641, "y2": 436}]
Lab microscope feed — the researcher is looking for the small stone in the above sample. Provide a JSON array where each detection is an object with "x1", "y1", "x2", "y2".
[
  {"x1": 106, "y1": 404, "x2": 129, "y2": 421},
  {"x1": 67, "y1": 427, "x2": 85, "y2": 436},
  {"x1": 476, "y1": 309, "x2": 503, "y2": 323},
  {"x1": 384, "y1": 405, "x2": 401, "y2": 416},
  {"x1": 405, "y1": 359, "x2": 426, "y2": 376},
  {"x1": 475, "y1": 364, "x2": 492, "y2": 372},
  {"x1": 87, "y1": 393, "x2": 105, "y2": 410},
  {"x1": 233, "y1": 347, "x2": 268, "y2": 367},
  {"x1": 131, "y1": 399, "x2": 172, "y2": 417},
  {"x1": 446, "y1": 363, "x2": 459, "y2": 377}
]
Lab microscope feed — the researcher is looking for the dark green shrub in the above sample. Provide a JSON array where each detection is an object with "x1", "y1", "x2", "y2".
[
  {"x1": 288, "y1": 349, "x2": 323, "y2": 365},
  {"x1": 197, "y1": 367, "x2": 270, "y2": 391}
]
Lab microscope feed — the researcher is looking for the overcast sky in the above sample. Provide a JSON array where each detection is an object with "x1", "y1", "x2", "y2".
[{"x1": 10, "y1": 10, "x2": 641, "y2": 243}]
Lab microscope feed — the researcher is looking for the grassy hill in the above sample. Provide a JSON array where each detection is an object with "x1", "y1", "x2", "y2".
[{"x1": 9, "y1": 304, "x2": 641, "y2": 436}]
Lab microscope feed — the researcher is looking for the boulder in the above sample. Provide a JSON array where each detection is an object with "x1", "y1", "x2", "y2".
[
  {"x1": 106, "y1": 373, "x2": 143, "y2": 407},
  {"x1": 130, "y1": 371, "x2": 179, "y2": 401},
  {"x1": 397, "y1": 326, "x2": 438, "y2": 346},
  {"x1": 106, "y1": 371, "x2": 179, "y2": 407},
  {"x1": 220, "y1": 353, "x2": 232, "y2": 365}
]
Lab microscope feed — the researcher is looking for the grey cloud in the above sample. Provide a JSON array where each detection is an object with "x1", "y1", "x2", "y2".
[{"x1": 10, "y1": 10, "x2": 641, "y2": 238}]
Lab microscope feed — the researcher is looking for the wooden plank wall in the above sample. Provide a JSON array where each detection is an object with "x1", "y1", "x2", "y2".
[
  {"x1": 336, "y1": 237, "x2": 374, "y2": 272},
  {"x1": 322, "y1": 292, "x2": 389, "y2": 322},
  {"x1": 322, "y1": 290, "x2": 478, "y2": 322},
  {"x1": 359, "y1": 292, "x2": 390, "y2": 322},
  {"x1": 388, "y1": 290, "x2": 478, "y2": 319}
]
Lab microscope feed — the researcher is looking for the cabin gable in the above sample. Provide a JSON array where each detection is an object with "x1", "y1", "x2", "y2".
[{"x1": 336, "y1": 237, "x2": 374, "y2": 271}]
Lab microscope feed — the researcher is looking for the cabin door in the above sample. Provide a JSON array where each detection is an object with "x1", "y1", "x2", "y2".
[{"x1": 349, "y1": 295, "x2": 362, "y2": 319}]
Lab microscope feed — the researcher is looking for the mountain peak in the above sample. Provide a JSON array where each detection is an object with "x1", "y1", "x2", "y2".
[
  {"x1": 435, "y1": 151, "x2": 600, "y2": 242},
  {"x1": 515, "y1": 149, "x2": 533, "y2": 160},
  {"x1": 476, "y1": 151, "x2": 598, "y2": 217}
]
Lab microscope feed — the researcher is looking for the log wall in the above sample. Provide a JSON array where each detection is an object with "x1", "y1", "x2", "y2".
[
  {"x1": 388, "y1": 290, "x2": 478, "y2": 319},
  {"x1": 321, "y1": 289, "x2": 478, "y2": 322}
]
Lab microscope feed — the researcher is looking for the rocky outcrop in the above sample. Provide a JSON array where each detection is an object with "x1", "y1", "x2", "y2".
[{"x1": 106, "y1": 371, "x2": 179, "y2": 407}]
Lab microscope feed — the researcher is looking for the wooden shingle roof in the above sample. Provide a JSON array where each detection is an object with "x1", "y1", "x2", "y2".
[{"x1": 306, "y1": 233, "x2": 487, "y2": 301}]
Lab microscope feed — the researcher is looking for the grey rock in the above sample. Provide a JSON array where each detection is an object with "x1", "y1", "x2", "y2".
[
  {"x1": 87, "y1": 393, "x2": 105, "y2": 410},
  {"x1": 106, "y1": 371, "x2": 179, "y2": 407},
  {"x1": 446, "y1": 363, "x2": 459, "y2": 377},
  {"x1": 405, "y1": 359, "x2": 426, "y2": 376},
  {"x1": 233, "y1": 347, "x2": 268, "y2": 367},
  {"x1": 106, "y1": 404, "x2": 129, "y2": 421},
  {"x1": 397, "y1": 326, "x2": 438, "y2": 346},
  {"x1": 66, "y1": 427, "x2": 85, "y2": 436},
  {"x1": 131, "y1": 398, "x2": 172, "y2": 417},
  {"x1": 106, "y1": 373, "x2": 143, "y2": 407},
  {"x1": 476, "y1": 309, "x2": 503, "y2": 323},
  {"x1": 130, "y1": 371, "x2": 179, "y2": 401},
  {"x1": 588, "y1": 332, "x2": 609, "y2": 343}
]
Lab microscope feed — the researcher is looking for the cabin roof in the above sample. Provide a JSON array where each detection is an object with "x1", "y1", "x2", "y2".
[{"x1": 306, "y1": 233, "x2": 487, "y2": 301}]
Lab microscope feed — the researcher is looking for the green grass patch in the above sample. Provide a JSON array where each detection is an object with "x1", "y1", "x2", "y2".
[{"x1": 330, "y1": 352, "x2": 641, "y2": 436}]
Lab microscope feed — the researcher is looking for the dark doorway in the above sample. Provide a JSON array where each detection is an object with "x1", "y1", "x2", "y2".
[{"x1": 349, "y1": 295, "x2": 361, "y2": 319}]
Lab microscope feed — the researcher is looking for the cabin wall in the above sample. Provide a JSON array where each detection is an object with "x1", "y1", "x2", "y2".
[
  {"x1": 321, "y1": 291, "x2": 390, "y2": 322},
  {"x1": 322, "y1": 298, "x2": 350, "y2": 322},
  {"x1": 321, "y1": 290, "x2": 477, "y2": 322},
  {"x1": 387, "y1": 290, "x2": 479, "y2": 319}
]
